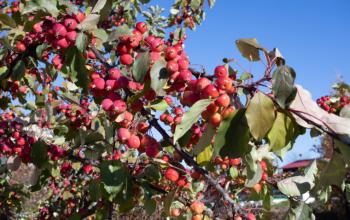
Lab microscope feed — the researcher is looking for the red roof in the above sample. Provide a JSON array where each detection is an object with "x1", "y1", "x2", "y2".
[{"x1": 281, "y1": 160, "x2": 313, "y2": 170}]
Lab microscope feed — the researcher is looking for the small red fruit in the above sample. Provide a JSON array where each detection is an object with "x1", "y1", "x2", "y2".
[
  {"x1": 113, "y1": 100, "x2": 127, "y2": 114},
  {"x1": 178, "y1": 58, "x2": 189, "y2": 70},
  {"x1": 170, "y1": 208, "x2": 181, "y2": 217},
  {"x1": 120, "y1": 54, "x2": 134, "y2": 65},
  {"x1": 229, "y1": 158, "x2": 241, "y2": 166},
  {"x1": 222, "y1": 106, "x2": 235, "y2": 119},
  {"x1": 117, "y1": 128, "x2": 130, "y2": 142},
  {"x1": 64, "y1": 18, "x2": 78, "y2": 30},
  {"x1": 178, "y1": 70, "x2": 192, "y2": 82},
  {"x1": 261, "y1": 172, "x2": 268, "y2": 181},
  {"x1": 101, "y1": 98, "x2": 114, "y2": 111},
  {"x1": 135, "y1": 21, "x2": 148, "y2": 34},
  {"x1": 83, "y1": 164, "x2": 93, "y2": 174},
  {"x1": 146, "y1": 144, "x2": 160, "y2": 157},
  {"x1": 66, "y1": 31, "x2": 77, "y2": 42},
  {"x1": 210, "y1": 113, "x2": 222, "y2": 126},
  {"x1": 167, "y1": 60, "x2": 179, "y2": 73},
  {"x1": 53, "y1": 23, "x2": 67, "y2": 37},
  {"x1": 92, "y1": 78, "x2": 105, "y2": 90},
  {"x1": 127, "y1": 135, "x2": 140, "y2": 149},
  {"x1": 55, "y1": 38, "x2": 69, "y2": 49},
  {"x1": 252, "y1": 183, "x2": 262, "y2": 193},
  {"x1": 165, "y1": 47, "x2": 177, "y2": 60},
  {"x1": 202, "y1": 84, "x2": 219, "y2": 98},
  {"x1": 165, "y1": 168, "x2": 179, "y2": 182},
  {"x1": 195, "y1": 77, "x2": 211, "y2": 92},
  {"x1": 75, "y1": 11, "x2": 85, "y2": 23},
  {"x1": 215, "y1": 94, "x2": 230, "y2": 107},
  {"x1": 246, "y1": 213, "x2": 256, "y2": 220},
  {"x1": 260, "y1": 160, "x2": 267, "y2": 171},
  {"x1": 234, "y1": 215, "x2": 243, "y2": 220},
  {"x1": 192, "y1": 214, "x2": 203, "y2": 220},
  {"x1": 214, "y1": 65, "x2": 228, "y2": 78},
  {"x1": 109, "y1": 68, "x2": 121, "y2": 79},
  {"x1": 16, "y1": 41, "x2": 26, "y2": 52},
  {"x1": 190, "y1": 201, "x2": 205, "y2": 214}
]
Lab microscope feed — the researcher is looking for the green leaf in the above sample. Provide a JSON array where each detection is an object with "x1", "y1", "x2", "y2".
[
  {"x1": 229, "y1": 167, "x2": 239, "y2": 178},
  {"x1": 36, "y1": 44, "x2": 48, "y2": 57},
  {"x1": 100, "y1": 0, "x2": 112, "y2": 21},
  {"x1": 178, "y1": 130, "x2": 192, "y2": 148},
  {"x1": 235, "y1": 38, "x2": 263, "y2": 62},
  {"x1": 58, "y1": 0, "x2": 79, "y2": 14},
  {"x1": 245, "y1": 92, "x2": 275, "y2": 140},
  {"x1": 23, "y1": 0, "x2": 59, "y2": 17},
  {"x1": 108, "y1": 24, "x2": 132, "y2": 42},
  {"x1": 190, "y1": 0, "x2": 201, "y2": 10},
  {"x1": 286, "y1": 201, "x2": 315, "y2": 220},
  {"x1": 31, "y1": 140, "x2": 49, "y2": 168},
  {"x1": 147, "y1": 99, "x2": 169, "y2": 111},
  {"x1": 239, "y1": 72, "x2": 252, "y2": 81},
  {"x1": 196, "y1": 145, "x2": 213, "y2": 166},
  {"x1": 91, "y1": 0, "x2": 107, "y2": 14},
  {"x1": 0, "y1": 14, "x2": 16, "y2": 28},
  {"x1": 0, "y1": 66, "x2": 8, "y2": 79},
  {"x1": 215, "y1": 109, "x2": 251, "y2": 158},
  {"x1": 89, "y1": 180, "x2": 101, "y2": 201},
  {"x1": 272, "y1": 65, "x2": 296, "y2": 108},
  {"x1": 77, "y1": 14, "x2": 100, "y2": 31},
  {"x1": 150, "y1": 58, "x2": 169, "y2": 95},
  {"x1": 193, "y1": 124, "x2": 215, "y2": 155},
  {"x1": 103, "y1": 118, "x2": 114, "y2": 145},
  {"x1": 304, "y1": 160, "x2": 317, "y2": 180},
  {"x1": 278, "y1": 160, "x2": 317, "y2": 198},
  {"x1": 163, "y1": 190, "x2": 177, "y2": 216},
  {"x1": 244, "y1": 153, "x2": 263, "y2": 187},
  {"x1": 75, "y1": 32, "x2": 87, "y2": 52},
  {"x1": 278, "y1": 176, "x2": 314, "y2": 197},
  {"x1": 132, "y1": 52, "x2": 150, "y2": 82},
  {"x1": 93, "y1": 29, "x2": 108, "y2": 42},
  {"x1": 144, "y1": 164, "x2": 161, "y2": 181},
  {"x1": 12, "y1": 60, "x2": 25, "y2": 81},
  {"x1": 315, "y1": 152, "x2": 346, "y2": 188},
  {"x1": 268, "y1": 111, "x2": 296, "y2": 151},
  {"x1": 173, "y1": 99, "x2": 212, "y2": 144},
  {"x1": 65, "y1": 47, "x2": 90, "y2": 91},
  {"x1": 100, "y1": 160, "x2": 128, "y2": 200},
  {"x1": 63, "y1": 191, "x2": 73, "y2": 200},
  {"x1": 144, "y1": 198, "x2": 157, "y2": 215}
]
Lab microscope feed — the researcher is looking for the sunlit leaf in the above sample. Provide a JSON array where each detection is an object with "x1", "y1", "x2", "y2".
[
  {"x1": 245, "y1": 92, "x2": 275, "y2": 140},
  {"x1": 173, "y1": 99, "x2": 212, "y2": 144}
]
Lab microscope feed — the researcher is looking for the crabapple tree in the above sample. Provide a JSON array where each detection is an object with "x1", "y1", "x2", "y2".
[{"x1": 0, "y1": 0, "x2": 349, "y2": 219}]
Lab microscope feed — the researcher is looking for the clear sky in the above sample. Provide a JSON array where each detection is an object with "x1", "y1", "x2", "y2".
[{"x1": 154, "y1": 0, "x2": 350, "y2": 165}]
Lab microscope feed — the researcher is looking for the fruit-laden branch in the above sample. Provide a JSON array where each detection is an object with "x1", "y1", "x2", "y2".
[
  {"x1": 89, "y1": 46, "x2": 239, "y2": 210},
  {"x1": 141, "y1": 108, "x2": 239, "y2": 210}
]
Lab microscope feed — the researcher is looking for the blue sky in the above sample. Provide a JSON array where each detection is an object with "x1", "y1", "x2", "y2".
[{"x1": 154, "y1": 0, "x2": 350, "y2": 164}]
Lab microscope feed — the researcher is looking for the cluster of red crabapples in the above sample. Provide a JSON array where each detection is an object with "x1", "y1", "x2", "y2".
[
  {"x1": 55, "y1": 98, "x2": 93, "y2": 129},
  {"x1": 11, "y1": 10, "x2": 87, "y2": 71},
  {"x1": 0, "y1": 112, "x2": 36, "y2": 163},
  {"x1": 317, "y1": 95, "x2": 349, "y2": 113}
]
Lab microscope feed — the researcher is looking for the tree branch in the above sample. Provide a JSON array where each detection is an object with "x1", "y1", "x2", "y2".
[
  {"x1": 91, "y1": 45, "x2": 239, "y2": 210},
  {"x1": 141, "y1": 109, "x2": 239, "y2": 210}
]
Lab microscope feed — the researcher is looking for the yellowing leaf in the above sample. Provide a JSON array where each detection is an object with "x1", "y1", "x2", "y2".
[
  {"x1": 246, "y1": 92, "x2": 275, "y2": 140},
  {"x1": 196, "y1": 145, "x2": 213, "y2": 166},
  {"x1": 236, "y1": 38, "x2": 264, "y2": 62}
]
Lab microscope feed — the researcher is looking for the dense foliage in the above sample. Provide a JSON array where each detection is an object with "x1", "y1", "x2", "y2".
[{"x1": 0, "y1": 0, "x2": 349, "y2": 219}]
